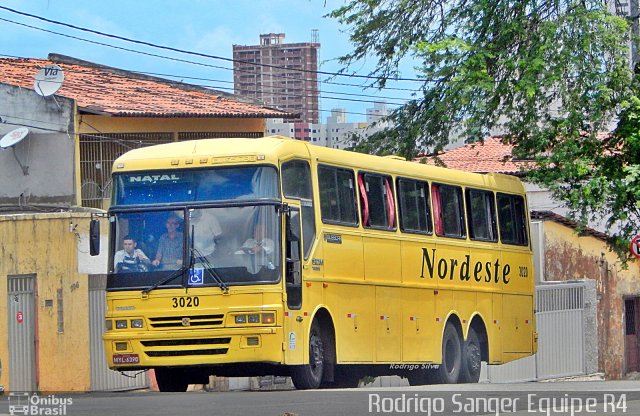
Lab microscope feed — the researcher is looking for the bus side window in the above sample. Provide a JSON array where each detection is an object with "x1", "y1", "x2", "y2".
[
  {"x1": 466, "y1": 189, "x2": 497, "y2": 242},
  {"x1": 398, "y1": 178, "x2": 432, "y2": 234},
  {"x1": 358, "y1": 173, "x2": 396, "y2": 230},
  {"x1": 282, "y1": 160, "x2": 312, "y2": 200},
  {"x1": 432, "y1": 183, "x2": 466, "y2": 238},
  {"x1": 318, "y1": 165, "x2": 358, "y2": 226},
  {"x1": 497, "y1": 193, "x2": 529, "y2": 245},
  {"x1": 286, "y1": 208, "x2": 302, "y2": 310},
  {"x1": 282, "y1": 160, "x2": 316, "y2": 259}
]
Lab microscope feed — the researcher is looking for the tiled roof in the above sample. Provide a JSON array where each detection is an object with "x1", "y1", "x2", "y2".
[
  {"x1": 0, "y1": 54, "x2": 295, "y2": 119},
  {"x1": 531, "y1": 210, "x2": 611, "y2": 242},
  {"x1": 419, "y1": 133, "x2": 613, "y2": 174},
  {"x1": 418, "y1": 137, "x2": 525, "y2": 174}
]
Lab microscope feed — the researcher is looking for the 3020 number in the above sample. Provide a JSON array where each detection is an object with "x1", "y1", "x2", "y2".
[{"x1": 171, "y1": 296, "x2": 200, "y2": 308}]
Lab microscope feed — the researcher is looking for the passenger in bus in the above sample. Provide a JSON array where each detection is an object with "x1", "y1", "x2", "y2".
[
  {"x1": 190, "y1": 209, "x2": 223, "y2": 259},
  {"x1": 235, "y1": 222, "x2": 275, "y2": 272},
  {"x1": 114, "y1": 235, "x2": 151, "y2": 273},
  {"x1": 152, "y1": 214, "x2": 183, "y2": 270}
]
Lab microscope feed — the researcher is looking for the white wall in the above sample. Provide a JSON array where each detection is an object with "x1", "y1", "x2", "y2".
[{"x1": 0, "y1": 83, "x2": 76, "y2": 205}]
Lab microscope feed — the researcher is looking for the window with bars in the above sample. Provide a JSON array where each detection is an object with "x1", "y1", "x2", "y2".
[
  {"x1": 626, "y1": 299, "x2": 637, "y2": 336},
  {"x1": 79, "y1": 131, "x2": 264, "y2": 208},
  {"x1": 79, "y1": 132, "x2": 173, "y2": 208}
]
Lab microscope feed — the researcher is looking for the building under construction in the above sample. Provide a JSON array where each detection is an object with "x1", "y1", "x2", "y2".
[{"x1": 233, "y1": 33, "x2": 320, "y2": 124}]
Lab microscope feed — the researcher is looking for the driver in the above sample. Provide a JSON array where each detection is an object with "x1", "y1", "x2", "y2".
[{"x1": 114, "y1": 235, "x2": 151, "y2": 273}]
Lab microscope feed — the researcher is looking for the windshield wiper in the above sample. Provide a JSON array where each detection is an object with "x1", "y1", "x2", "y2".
[
  {"x1": 193, "y1": 247, "x2": 229, "y2": 294},
  {"x1": 141, "y1": 267, "x2": 185, "y2": 296}
]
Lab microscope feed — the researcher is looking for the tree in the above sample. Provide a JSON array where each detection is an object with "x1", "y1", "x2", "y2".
[{"x1": 329, "y1": 0, "x2": 638, "y2": 258}]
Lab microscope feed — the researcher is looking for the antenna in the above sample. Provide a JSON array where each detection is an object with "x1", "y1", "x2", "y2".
[
  {"x1": 0, "y1": 127, "x2": 30, "y2": 175},
  {"x1": 33, "y1": 65, "x2": 64, "y2": 97}
]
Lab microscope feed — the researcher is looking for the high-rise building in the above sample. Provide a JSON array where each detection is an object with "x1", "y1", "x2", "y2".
[{"x1": 233, "y1": 33, "x2": 320, "y2": 123}]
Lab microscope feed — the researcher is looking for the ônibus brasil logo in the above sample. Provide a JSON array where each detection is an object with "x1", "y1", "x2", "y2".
[{"x1": 8, "y1": 392, "x2": 73, "y2": 415}]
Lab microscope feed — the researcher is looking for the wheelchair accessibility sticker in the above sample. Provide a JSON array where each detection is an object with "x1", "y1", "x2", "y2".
[{"x1": 188, "y1": 268, "x2": 204, "y2": 286}]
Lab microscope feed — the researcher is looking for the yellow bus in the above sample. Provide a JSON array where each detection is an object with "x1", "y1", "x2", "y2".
[{"x1": 93, "y1": 136, "x2": 537, "y2": 391}]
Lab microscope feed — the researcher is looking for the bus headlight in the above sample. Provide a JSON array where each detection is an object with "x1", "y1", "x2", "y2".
[
  {"x1": 131, "y1": 319, "x2": 144, "y2": 329},
  {"x1": 115, "y1": 320, "x2": 128, "y2": 329},
  {"x1": 231, "y1": 312, "x2": 276, "y2": 326}
]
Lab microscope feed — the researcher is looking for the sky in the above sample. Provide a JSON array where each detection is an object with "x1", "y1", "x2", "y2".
[{"x1": 0, "y1": 0, "x2": 420, "y2": 123}]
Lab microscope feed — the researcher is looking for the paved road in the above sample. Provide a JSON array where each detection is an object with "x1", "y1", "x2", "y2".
[{"x1": 1, "y1": 381, "x2": 639, "y2": 416}]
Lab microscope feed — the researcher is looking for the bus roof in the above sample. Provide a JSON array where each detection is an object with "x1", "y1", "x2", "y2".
[{"x1": 113, "y1": 136, "x2": 525, "y2": 194}]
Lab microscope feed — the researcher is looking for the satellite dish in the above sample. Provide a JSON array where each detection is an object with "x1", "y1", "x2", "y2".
[
  {"x1": 1, "y1": 127, "x2": 30, "y2": 175},
  {"x1": 33, "y1": 64, "x2": 64, "y2": 97},
  {"x1": 0, "y1": 127, "x2": 29, "y2": 149}
]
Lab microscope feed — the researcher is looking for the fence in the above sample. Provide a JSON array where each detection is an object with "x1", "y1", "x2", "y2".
[
  {"x1": 485, "y1": 280, "x2": 593, "y2": 382},
  {"x1": 89, "y1": 275, "x2": 149, "y2": 391}
]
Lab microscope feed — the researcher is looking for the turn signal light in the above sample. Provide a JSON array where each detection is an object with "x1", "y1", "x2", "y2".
[{"x1": 261, "y1": 313, "x2": 275, "y2": 324}]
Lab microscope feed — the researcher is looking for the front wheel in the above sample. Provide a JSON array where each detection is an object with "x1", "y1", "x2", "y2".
[
  {"x1": 290, "y1": 321, "x2": 325, "y2": 389},
  {"x1": 155, "y1": 368, "x2": 189, "y2": 392},
  {"x1": 321, "y1": 365, "x2": 361, "y2": 388},
  {"x1": 434, "y1": 322, "x2": 462, "y2": 384}
]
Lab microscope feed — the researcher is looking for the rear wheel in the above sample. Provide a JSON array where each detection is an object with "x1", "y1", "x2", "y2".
[
  {"x1": 460, "y1": 327, "x2": 482, "y2": 383},
  {"x1": 290, "y1": 320, "x2": 325, "y2": 389},
  {"x1": 434, "y1": 322, "x2": 462, "y2": 384},
  {"x1": 407, "y1": 368, "x2": 436, "y2": 386},
  {"x1": 155, "y1": 368, "x2": 189, "y2": 392}
]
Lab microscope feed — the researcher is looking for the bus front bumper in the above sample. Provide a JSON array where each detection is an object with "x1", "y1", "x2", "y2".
[{"x1": 104, "y1": 326, "x2": 284, "y2": 369}]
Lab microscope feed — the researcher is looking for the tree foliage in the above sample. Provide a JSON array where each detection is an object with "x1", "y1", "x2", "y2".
[{"x1": 329, "y1": 0, "x2": 640, "y2": 258}]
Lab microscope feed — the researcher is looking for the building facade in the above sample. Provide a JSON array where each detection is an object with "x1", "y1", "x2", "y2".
[
  {"x1": 267, "y1": 102, "x2": 390, "y2": 149},
  {"x1": 233, "y1": 33, "x2": 320, "y2": 123}
]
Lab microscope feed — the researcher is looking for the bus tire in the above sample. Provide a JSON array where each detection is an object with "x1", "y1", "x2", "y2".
[
  {"x1": 290, "y1": 320, "x2": 325, "y2": 389},
  {"x1": 322, "y1": 365, "x2": 361, "y2": 388},
  {"x1": 155, "y1": 368, "x2": 189, "y2": 392},
  {"x1": 460, "y1": 327, "x2": 482, "y2": 383},
  {"x1": 435, "y1": 322, "x2": 462, "y2": 384},
  {"x1": 407, "y1": 369, "x2": 436, "y2": 386}
]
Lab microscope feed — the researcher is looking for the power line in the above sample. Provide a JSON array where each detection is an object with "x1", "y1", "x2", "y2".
[
  {"x1": 0, "y1": 53, "x2": 409, "y2": 115},
  {"x1": 0, "y1": 5, "x2": 425, "y2": 83},
  {"x1": 0, "y1": 16, "x2": 419, "y2": 98},
  {"x1": 0, "y1": 54, "x2": 409, "y2": 107},
  {"x1": 0, "y1": 18, "x2": 414, "y2": 115},
  {"x1": 136, "y1": 71, "x2": 413, "y2": 102}
]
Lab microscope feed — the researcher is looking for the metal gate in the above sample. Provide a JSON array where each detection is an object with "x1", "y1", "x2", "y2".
[
  {"x1": 8, "y1": 274, "x2": 37, "y2": 392},
  {"x1": 89, "y1": 275, "x2": 148, "y2": 391},
  {"x1": 486, "y1": 281, "x2": 588, "y2": 382}
]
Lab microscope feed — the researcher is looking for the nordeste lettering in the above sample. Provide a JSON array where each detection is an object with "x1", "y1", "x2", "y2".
[{"x1": 420, "y1": 248, "x2": 512, "y2": 284}]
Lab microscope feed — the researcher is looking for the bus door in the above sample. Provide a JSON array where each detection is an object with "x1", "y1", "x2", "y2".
[{"x1": 284, "y1": 206, "x2": 304, "y2": 363}]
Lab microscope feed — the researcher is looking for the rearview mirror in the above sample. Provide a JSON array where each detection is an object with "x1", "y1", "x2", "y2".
[{"x1": 89, "y1": 219, "x2": 100, "y2": 256}]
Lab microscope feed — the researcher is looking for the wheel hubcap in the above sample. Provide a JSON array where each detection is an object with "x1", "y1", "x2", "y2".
[
  {"x1": 310, "y1": 333, "x2": 324, "y2": 370},
  {"x1": 467, "y1": 343, "x2": 481, "y2": 373}
]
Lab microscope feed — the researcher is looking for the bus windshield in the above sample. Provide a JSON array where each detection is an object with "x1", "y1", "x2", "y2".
[
  {"x1": 107, "y1": 205, "x2": 281, "y2": 290},
  {"x1": 112, "y1": 166, "x2": 278, "y2": 206}
]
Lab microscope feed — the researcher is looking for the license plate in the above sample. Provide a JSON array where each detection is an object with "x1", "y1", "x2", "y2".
[{"x1": 113, "y1": 354, "x2": 140, "y2": 364}]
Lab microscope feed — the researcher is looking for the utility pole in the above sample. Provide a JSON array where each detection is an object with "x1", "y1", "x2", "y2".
[
  {"x1": 616, "y1": 0, "x2": 639, "y2": 71},
  {"x1": 631, "y1": 0, "x2": 640, "y2": 72}
]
